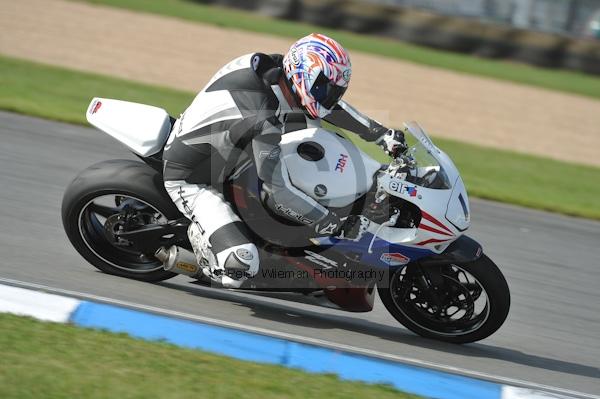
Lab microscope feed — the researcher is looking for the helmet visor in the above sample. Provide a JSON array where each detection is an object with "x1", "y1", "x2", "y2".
[{"x1": 310, "y1": 71, "x2": 347, "y2": 110}]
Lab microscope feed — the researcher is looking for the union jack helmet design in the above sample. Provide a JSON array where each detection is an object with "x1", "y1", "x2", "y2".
[{"x1": 283, "y1": 33, "x2": 351, "y2": 119}]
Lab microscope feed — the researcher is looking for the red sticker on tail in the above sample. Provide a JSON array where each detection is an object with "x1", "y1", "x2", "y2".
[{"x1": 90, "y1": 100, "x2": 102, "y2": 114}]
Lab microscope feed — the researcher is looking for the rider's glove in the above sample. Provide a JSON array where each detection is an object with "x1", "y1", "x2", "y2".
[
  {"x1": 375, "y1": 128, "x2": 407, "y2": 158},
  {"x1": 336, "y1": 215, "x2": 370, "y2": 242},
  {"x1": 313, "y1": 212, "x2": 369, "y2": 242},
  {"x1": 313, "y1": 211, "x2": 343, "y2": 237}
]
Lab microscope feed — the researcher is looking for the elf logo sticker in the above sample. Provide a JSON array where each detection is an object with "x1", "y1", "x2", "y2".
[
  {"x1": 389, "y1": 181, "x2": 418, "y2": 197},
  {"x1": 380, "y1": 252, "x2": 410, "y2": 266},
  {"x1": 405, "y1": 186, "x2": 418, "y2": 197}
]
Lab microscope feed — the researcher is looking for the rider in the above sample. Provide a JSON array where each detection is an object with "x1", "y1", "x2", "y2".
[{"x1": 162, "y1": 33, "x2": 406, "y2": 288}]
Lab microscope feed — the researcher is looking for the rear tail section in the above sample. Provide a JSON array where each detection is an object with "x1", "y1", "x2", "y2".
[{"x1": 86, "y1": 97, "x2": 172, "y2": 157}]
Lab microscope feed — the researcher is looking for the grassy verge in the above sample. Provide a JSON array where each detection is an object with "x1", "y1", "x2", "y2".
[
  {"x1": 0, "y1": 57, "x2": 191, "y2": 125},
  {"x1": 77, "y1": 0, "x2": 600, "y2": 100},
  {"x1": 1, "y1": 54, "x2": 599, "y2": 219},
  {"x1": 0, "y1": 313, "x2": 416, "y2": 399}
]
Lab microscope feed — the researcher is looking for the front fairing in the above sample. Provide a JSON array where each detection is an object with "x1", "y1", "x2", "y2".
[
  {"x1": 317, "y1": 122, "x2": 471, "y2": 268},
  {"x1": 401, "y1": 122, "x2": 470, "y2": 232}
]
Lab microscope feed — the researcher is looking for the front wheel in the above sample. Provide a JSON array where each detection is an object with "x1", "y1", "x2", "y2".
[{"x1": 378, "y1": 255, "x2": 510, "y2": 344}]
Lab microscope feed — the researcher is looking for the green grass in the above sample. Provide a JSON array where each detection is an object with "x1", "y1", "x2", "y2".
[
  {"x1": 0, "y1": 56, "x2": 191, "y2": 125},
  {"x1": 0, "y1": 313, "x2": 417, "y2": 399},
  {"x1": 77, "y1": 0, "x2": 600, "y2": 100},
  {"x1": 1, "y1": 54, "x2": 599, "y2": 219}
]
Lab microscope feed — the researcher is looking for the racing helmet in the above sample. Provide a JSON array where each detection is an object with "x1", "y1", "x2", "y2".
[{"x1": 282, "y1": 33, "x2": 351, "y2": 119}]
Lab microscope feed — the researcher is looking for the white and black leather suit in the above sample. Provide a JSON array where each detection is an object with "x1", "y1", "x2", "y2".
[{"x1": 162, "y1": 53, "x2": 390, "y2": 286}]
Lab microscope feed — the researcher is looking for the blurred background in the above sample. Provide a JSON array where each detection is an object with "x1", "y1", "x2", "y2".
[
  {"x1": 193, "y1": 0, "x2": 600, "y2": 73},
  {"x1": 379, "y1": 0, "x2": 600, "y2": 37}
]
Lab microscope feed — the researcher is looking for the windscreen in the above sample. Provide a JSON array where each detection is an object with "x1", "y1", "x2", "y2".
[{"x1": 402, "y1": 122, "x2": 452, "y2": 190}]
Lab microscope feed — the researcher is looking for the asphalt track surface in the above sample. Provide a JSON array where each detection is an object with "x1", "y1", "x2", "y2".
[{"x1": 0, "y1": 111, "x2": 599, "y2": 396}]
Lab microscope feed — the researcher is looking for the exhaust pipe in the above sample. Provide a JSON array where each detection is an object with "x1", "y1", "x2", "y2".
[{"x1": 155, "y1": 246, "x2": 201, "y2": 277}]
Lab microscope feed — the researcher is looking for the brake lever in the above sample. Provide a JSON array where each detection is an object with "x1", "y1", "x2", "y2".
[{"x1": 367, "y1": 210, "x2": 400, "y2": 254}]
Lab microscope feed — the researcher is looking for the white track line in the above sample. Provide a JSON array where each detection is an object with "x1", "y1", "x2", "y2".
[{"x1": 0, "y1": 277, "x2": 597, "y2": 399}]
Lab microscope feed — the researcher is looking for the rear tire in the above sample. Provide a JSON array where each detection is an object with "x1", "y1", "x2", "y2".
[
  {"x1": 61, "y1": 160, "x2": 181, "y2": 282},
  {"x1": 378, "y1": 255, "x2": 510, "y2": 343}
]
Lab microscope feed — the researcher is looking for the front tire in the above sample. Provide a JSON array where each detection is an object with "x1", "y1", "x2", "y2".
[
  {"x1": 378, "y1": 255, "x2": 510, "y2": 344},
  {"x1": 61, "y1": 160, "x2": 181, "y2": 282}
]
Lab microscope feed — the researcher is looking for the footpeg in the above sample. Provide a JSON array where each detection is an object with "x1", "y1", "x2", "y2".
[{"x1": 155, "y1": 246, "x2": 201, "y2": 277}]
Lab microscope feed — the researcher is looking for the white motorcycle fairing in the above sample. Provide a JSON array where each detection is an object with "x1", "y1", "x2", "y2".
[
  {"x1": 86, "y1": 98, "x2": 172, "y2": 157},
  {"x1": 309, "y1": 122, "x2": 471, "y2": 261},
  {"x1": 279, "y1": 128, "x2": 382, "y2": 208}
]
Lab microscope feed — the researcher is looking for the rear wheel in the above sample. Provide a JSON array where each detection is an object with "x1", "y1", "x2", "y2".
[
  {"x1": 62, "y1": 160, "x2": 181, "y2": 282},
  {"x1": 378, "y1": 255, "x2": 510, "y2": 343}
]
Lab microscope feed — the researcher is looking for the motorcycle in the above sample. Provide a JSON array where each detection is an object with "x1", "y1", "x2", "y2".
[{"x1": 62, "y1": 97, "x2": 510, "y2": 343}]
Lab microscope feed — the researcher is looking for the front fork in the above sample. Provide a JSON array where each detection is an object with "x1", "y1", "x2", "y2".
[{"x1": 408, "y1": 264, "x2": 448, "y2": 310}]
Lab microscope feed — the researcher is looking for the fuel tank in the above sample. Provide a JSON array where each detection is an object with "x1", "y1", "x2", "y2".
[{"x1": 279, "y1": 128, "x2": 382, "y2": 207}]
